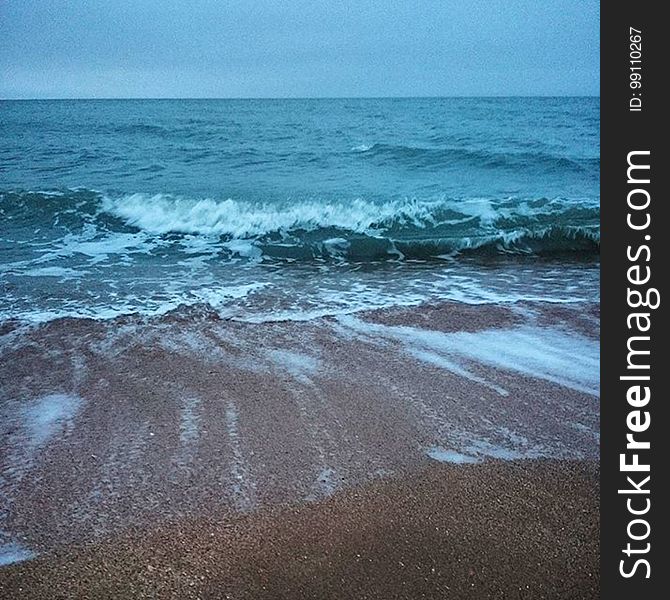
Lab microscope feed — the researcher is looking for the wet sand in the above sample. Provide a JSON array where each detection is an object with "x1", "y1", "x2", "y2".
[
  {"x1": 0, "y1": 459, "x2": 599, "y2": 599},
  {"x1": 0, "y1": 300, "x2": 600, "y2": 597}
]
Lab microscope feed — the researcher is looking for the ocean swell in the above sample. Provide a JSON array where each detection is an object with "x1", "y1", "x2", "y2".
[
  {"x1": 353, "y1": 142, "x2": 599, "y2": 173},
  {"x1": 1, "y1": 189, "x2": 600, "y2": 261}
]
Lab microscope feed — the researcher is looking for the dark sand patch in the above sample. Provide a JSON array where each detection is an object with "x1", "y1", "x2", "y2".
[
  {"x1": 0, "y1": 459, "x2": 599, "y2": 600},
  {"x1": 358, "y1": 301, "x2": 521, "y2": 332}
]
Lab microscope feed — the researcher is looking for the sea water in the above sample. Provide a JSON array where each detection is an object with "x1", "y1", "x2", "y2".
[{"x1": 0, "y1": 97, "x2": 599, "y2": 323}]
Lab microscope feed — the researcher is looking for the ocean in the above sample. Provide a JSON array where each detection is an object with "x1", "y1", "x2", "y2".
[
  {"x1": 0, "y1": 97, "x2": 599, "y2": 323},
  {"x1": 0, "y1": 97, "x2": 601, "y2": 572}
]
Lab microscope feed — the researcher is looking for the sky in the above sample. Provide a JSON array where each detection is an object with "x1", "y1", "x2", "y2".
[{"x1": 0, "y1": 0, "x2": 599, "y2": 99}]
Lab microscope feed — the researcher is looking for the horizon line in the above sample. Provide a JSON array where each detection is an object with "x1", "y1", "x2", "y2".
[{"x1": 1, "y1": 94, "x2": 601, "y2": 101}]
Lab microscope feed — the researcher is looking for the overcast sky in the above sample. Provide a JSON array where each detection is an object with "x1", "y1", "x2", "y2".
[{"x1": 1, "y1": 1, "x2": 599, "y2": 99}]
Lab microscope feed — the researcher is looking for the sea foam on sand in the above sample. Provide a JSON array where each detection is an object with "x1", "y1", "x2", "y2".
[
  {"x1": 22, "y1": 393, "x2": 83, "y2": 450},
  {"x1": 336, "y1": 316, "x2": 599, "y2": 397}
]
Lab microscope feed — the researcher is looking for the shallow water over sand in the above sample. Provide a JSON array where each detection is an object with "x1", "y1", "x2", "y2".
[{"x1": 0, "y1": 300, "x2": 599, "y2": 563}]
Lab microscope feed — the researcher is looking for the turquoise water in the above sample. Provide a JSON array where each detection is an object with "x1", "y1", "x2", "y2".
[{"x1": 0, "y1": 97, "x2": 599, "y2": 322}]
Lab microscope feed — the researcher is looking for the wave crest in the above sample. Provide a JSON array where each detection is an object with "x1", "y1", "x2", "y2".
[
  {"x1": 102, "y1": 193, "x2": 439, "y2": 238},
  {"x1": 1, "y1": 189, "x2": 600, "y2": 260},
  {"x1": 354, "y1": 143, "x2": 599, "y2": 173}
]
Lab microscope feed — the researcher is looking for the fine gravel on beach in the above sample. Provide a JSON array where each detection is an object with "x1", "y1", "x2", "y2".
[
  {"x1": 0, "y1": 300, "x2": 599, "y2": 597},
  {"x1": 0, "y1": 460, "x2": 599, "y2": 600}
]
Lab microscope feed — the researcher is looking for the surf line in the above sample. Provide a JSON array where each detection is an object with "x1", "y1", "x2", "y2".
[{"x1": 617, "y1": 150, "x2": 659, "y2": 580}]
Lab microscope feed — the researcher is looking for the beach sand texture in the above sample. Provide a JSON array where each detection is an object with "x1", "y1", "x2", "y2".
[{"x1": 0, "y1": 301, "x2": 600, "y2": 598}]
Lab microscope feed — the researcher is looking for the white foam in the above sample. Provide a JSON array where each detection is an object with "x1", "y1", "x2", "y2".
[
  {"x1": 170, "y1": 394, "x2": 202, "y2": 472},
  {"x1": 427, "y1": 432, "x2": 559, "y2": 464},
  {"x1": 179, "y1": 396, "x2": 201, "y2": 446},
  {"x1": 20, "y1": 266, "x2": 84, "y2": 278},
  {"x1": 407, "y1": 348, "x2": 509, "y2": 396},
  {"x1": 322, "y1": 237, "x2": 351, "y2": 259},
  {"x1": 22, "y1": 393, "x2": 83, "y2": 449},
  {"x1": 338, "y1": 316, "x2": 599, "y2": 396},
  {"x1": 178, "y1": 234, "x2": 222, "y2": 255},
  {"x1": 0, "y1": 541, "x2": 36, "y2": 566},
  {"x1": 307, "y1": 466, "x2": 339, "y2": 500},
  {"x1": 463, "y1": 438, "x2": 526, "y2": 460},
  {"x1": 69, "y1": 233, "x2": 154, "y2": 262},
  {"x1": 2, "y1": 277, "x2": 269, "y2": 324},
  {"x1": 457, "y1": 198, "x2": 501, "y2": 226},
  {"x1": 224, "y1": 399, "x2": 256, "y2": 511},
  {"x1": 267, "y1": 349, "x2": 319, "y2": 383},
  {"x1": 101, "y1": 194, "x2": 451, "y2": 237},
  {"x1": 36, "y1": 224, "x2": 159, "y2": 266},
  {"x1": 192, "y1": 282, "x2": 267, "y2": 308},
  {"x1": 32, "y1": 190, "x2": 66, "y2": 197},
  {"x1": 445, "y1": 327, "x2": 599, "y2": 396},
  {"x1": 223, "y1": 239, "x2": 263, "y2": 260},
  {"x1": 427, "y1": 447, "x2": 480, "y2": 464}
]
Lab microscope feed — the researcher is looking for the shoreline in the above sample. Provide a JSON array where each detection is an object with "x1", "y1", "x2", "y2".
[{"x1": 0, "y1": 299, "x2": 600, "y2": 596}]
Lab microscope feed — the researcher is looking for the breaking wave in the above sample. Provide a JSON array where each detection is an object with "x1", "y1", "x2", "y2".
[{"x1": 1, "y1": 189, "x2": 600, "y2": 261}]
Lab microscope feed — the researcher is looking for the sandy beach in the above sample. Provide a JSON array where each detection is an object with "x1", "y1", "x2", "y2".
[
  {"x1": 0, "y1": 300, "x2": 600, "y2": 597},
  {"x1": 1, "y1": 460, "x2": 598, "y2": 599}
]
